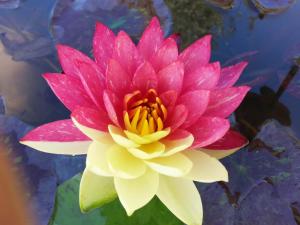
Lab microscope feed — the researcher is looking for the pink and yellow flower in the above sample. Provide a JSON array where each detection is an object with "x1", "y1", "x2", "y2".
[{"x1": 21, "y1": 17, "x2": 249, "y2": 225}]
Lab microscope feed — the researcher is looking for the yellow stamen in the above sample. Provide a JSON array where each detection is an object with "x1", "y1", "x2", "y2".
[{"x1": 156, "y1": 117, "x2": 163, "y2": 131}]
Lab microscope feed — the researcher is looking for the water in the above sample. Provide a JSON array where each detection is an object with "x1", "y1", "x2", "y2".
[{"x1": 0, "y1": 0, "x2": 300, "y2": 224}]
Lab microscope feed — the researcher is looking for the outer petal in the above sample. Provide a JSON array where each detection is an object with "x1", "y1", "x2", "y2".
[
  {"x1": 132, "y1": 61, "x2": 157, "y2": 93},
  {"x1": 20, "y1": 120, "x2": 90, "y2": 155},
  {"x1": 160, "y1": 133, "x2": 194, "y2": 157},
  {"x1": 189, "y1": 117, "x2": 230, "y2": 148},
  {"x1": 106, "y1": 59, "x2": 132, "y2": 97},
  {"x1": 217, "y1": 61, "x2": 248, "y2": 88},
  {"x1": 114, "y1": 169, "x2": 159, "y2": 216},
  {"x1": 157, "y1": 176, "x2": 203, "y2": 225},
  {"x1": 150, "y1": 38, "x2": 178, "y2": 72},
  {"x1": 178, "y1": 90, "x2": 210, "y2": 128},
  {"x1": 200, "y1": 130, "x2": 248, "y2": 159},
  {"x1": 43, "y1": 73, "x2": 94, "y2": 111},
  {"x1": 127, "y1": 142, "x2": 165, "y2": 159},
  {"x1": 157, "y1": 61, "x2": 184, "y2": 94},
  {"x1": 204, "y1": 86, "x2": 250, "y2": 118},
  {"x1": 75, "y1": 60, "x2": 106, "y2": 108},
  {"x1": 106, "y1": 144, "x2": 146, "y2": 179},
  {"x1": 93, "y1": 22, "x2": 115, "y2": 73},
  {"x1": 113, "y1": 31, "x2": 143, "y2": 75},
  {"x1": 86, "y1": 140, "x2": 114, "y2": 177},
  {"x1": 184, "y1": 150, "x2": 228, "y2": 182},
  {"x1": 79, "y1": 169, "x2": 116, "y2": 212},
  {"x1": 183, "y1": 62, "x2": 221, "y2": 91},
  {"x1": 179, "y1": 35, "x2": 211, "y2": 74},
  {"x1": 56, "y1": 44, "x2": 94, "y2": 77},
  {"x1": 137, "y1": 17, "x2": 163, "y2": 60},
  {"x1": 145, "y1": 153, "x2": 192, "y2": 177}
]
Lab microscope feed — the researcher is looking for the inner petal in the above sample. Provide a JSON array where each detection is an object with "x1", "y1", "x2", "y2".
[{"x1": 123, "y1": 89, "x2": 168, "y2": 136}]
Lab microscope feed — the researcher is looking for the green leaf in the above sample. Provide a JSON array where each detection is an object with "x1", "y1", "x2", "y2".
[
  {"x1": 49, "y1": 173, "x2": 184, "y2": 225},
  {"x1": 80, "y1": 169, "x2": 117, "y2": 212}
]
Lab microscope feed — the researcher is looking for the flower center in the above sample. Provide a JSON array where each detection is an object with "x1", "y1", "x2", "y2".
[{"x1": 123, "y1": 89, "x2": 167, "y2": 136}]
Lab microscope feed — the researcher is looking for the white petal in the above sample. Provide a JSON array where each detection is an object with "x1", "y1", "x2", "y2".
[
  {"x1": 114, "y1": 169, "x2": 159, "y2": 216},
  {"x1": 124, "y1": 128, "x2": 170, "y2": 145},
  {"x1": 160, "y1": 134, "x2": 194, "y2": 157},
  {"x1": 127, "y1": 142, "x2": 165, "y2": 159},
  {"x1": 184, "y1": 150, "x2": 228, "y2": 182},
  {"x1": 145, "y1": 153, "x2": 192, "y2": 177},
  {"x1": 107, "y1": 144, "x2": 146, "y2": 179},
  {"x1": 108, "y1": 125, "x2": 140, "y2": 148},
  {"x1": 157, "y1": 176, "x2": 203, "y2": 225},
  {"x1": 86, "y1": 140, "x2": 114, "y2": 177},
  {"x1": 20, "y1": 140, "x2": 91, "y2": 155},
  {"x1": 79, "y1": 169, "x2": 116, "y2": 212}
]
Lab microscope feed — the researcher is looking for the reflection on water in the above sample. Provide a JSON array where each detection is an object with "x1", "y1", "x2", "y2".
[{"x1": 1, "y1": 0, "x2": 300, "y2": 224}]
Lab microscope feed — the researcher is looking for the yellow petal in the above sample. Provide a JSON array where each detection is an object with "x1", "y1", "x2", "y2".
[
  {"x1": 124, "y1": 128, "x2": 170, "y2": 145},
  {"x1": 127, "y1": 142, "x2": 165, "y2": 159},
  {"x1": 108, "y1": 125, "x2": 140, "y2": 148},
  {"x1": 106, "y1": 144, "x2": 146, "y2": 179},
  {"x1": 160, "y1": 134, "x2": 194, "y2": 157},
  {"x1": 114, "y1": 169, "x2": 159, "y2": 216},
  {"x1": 79, "y1": 169, "x2": 116, "y2": 212},
  {"x1": 86, "y1": 141, "x2": 113, "y2": 177},
  {"x1": 157, "y1": 176, "x2": 203, "y2": 225},
  {"x1": 72, "y1": 117, "x2": 108, "y2": 142},
  {"x1": 145, "y1": 153, "x2": 192, "y2": 177},
  {"x1": 184, "y1": 150, "x2": 228, "y2": 182},
  {"x1": 20, "y1": 140, "x2": 90, "y2": 155}
]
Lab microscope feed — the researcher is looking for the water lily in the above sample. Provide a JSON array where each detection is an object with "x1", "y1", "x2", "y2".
[{"x1": 20, "y1": 17, "x2": 249, "y2": 225}]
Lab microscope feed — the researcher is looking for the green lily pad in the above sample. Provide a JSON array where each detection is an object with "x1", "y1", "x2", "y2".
[{"x1": 49, "y1": 173, "x2": 183, "y2": 225}]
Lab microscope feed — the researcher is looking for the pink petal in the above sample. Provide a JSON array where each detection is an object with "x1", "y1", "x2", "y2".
[
  {"x1": 137, "y1": 17, "x2": 163, "y2": 60},
  {"x1": 157, "y1": 61, "x2": 184, "y2": 94},
  {"x1": 150, "y1": 38, "x2": 178, "y2": 72},
  {"x1": 93, "y1": 22, "x2": 115, "y2": 74},
  {"x1": 189, "y1": 117, "x2": 230, "y2": 148},
  {"x1": 132, "y1": 61, "x2": 157, "y2": 93},
  {"x1": 159, "y1": 90, "x2": 178, "y2": 110},
  {"x1": 56, "y1": 45, "x2": 94, "y2": 77},
  {"x1": 43, "y1": 73, "x2": 94, "y2": 111},
  {"x1": 205, "y1": 130, "x2": 248, "y2": 150},
  {"x1": 217, "y1": 61, "x2": 248, "y2": 88},
  {"x1": 106, "y1": 59, "x2": 132, "y2": 97},
  {"x1": 165, "y1": 104, "x2": 188, "y2": 131},
  {"x1": 168, "y1": 33, "x2": 180, "y2": 45},
  {"x1": 179, "y1": 35, "x2": 211, "y2": 74},
  {"x1": 166, "y1": 129, "x2": 192, "y2": 140},
  {"x1": 71, "y1": 107, "x2": 110, "y2": 132},
  {"x1": 113, "y1": 31, "x2": 143, "y2": 76},
  {"x1": 204, "y1": 86, "x2": 250, "y2": 118},
  {"x1": 75, "y1": 60, "x2": 106, "y2": 109},
  {"x1": 178, "y1": 90, "x2": 210, "y2": 128},
  {"x1": 183, "y1": 62, "x2": 221, "y2": 91},
  {"x1": 20, "y1": 119, "x2": 89, "y2": 142},
  {"x1": 103, "y1": 90, "x2": 122, "y2": 127}
]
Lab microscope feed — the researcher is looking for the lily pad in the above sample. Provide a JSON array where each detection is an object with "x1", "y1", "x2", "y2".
[
  {"x1": 49, "y1": 174, "x2": 183, "y2": 225},
  {"x1": 251, "y1": 0, "x2": 296, "y2": 14},
  {"x1": 50, "y1": 0, "x2": 172, "y2": 55}
]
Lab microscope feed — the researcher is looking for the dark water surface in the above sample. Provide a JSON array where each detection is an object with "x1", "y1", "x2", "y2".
[{"x1": 0, "y1": 0, "x2": 300, "y2": 224}]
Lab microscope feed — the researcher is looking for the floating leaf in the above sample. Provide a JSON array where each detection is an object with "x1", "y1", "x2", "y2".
[
  {"x1": 251, "y1": 0, "x2": 296, "y2": 14},
  {"x1": 49, "y1": 173, "x2": 183, "y2": 225}
]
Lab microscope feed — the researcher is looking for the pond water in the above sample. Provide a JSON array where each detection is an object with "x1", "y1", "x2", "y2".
[{"x1": 0, "y1": 0, "x2": 300, "y2": 225}]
